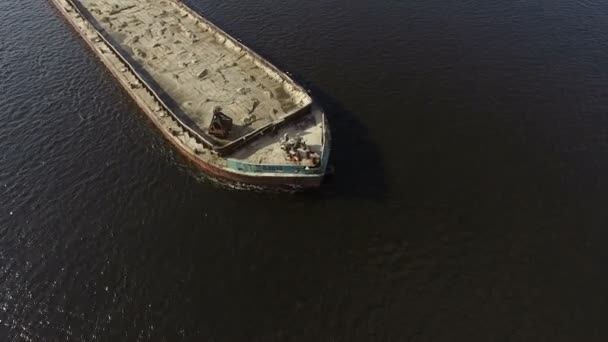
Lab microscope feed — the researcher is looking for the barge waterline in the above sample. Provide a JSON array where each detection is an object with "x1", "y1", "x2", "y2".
[{"x1": 50, "y1": 0, "x2": 330, "y2": 189}]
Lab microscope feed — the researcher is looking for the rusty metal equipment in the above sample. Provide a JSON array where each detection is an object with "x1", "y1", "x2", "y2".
[{"x1": 208, "y1": 110, "x2": 233, "y2": 138}]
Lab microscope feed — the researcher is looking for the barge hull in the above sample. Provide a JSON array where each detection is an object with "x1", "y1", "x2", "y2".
[{"x1": 50, "y1": 0, "x2": 326, "y2": 189}]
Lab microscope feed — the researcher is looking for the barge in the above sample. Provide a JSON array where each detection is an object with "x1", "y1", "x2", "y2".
[{"x1": 51, "y1": 0, "x2": 330, "y2": 189}]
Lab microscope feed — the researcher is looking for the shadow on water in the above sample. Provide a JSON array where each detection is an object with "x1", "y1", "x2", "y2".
[{"x1": 305, "y1": 84, "x2": 388, "y2": 200}]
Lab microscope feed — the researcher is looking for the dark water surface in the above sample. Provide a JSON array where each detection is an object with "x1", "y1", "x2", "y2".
[{"x1": 2, "y1": 0, "x2": 608, "y2": 340}]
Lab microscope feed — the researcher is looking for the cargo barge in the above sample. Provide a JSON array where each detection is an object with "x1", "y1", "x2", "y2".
[{"x1": 51, "y1": 0, "x2": 330, "y2": 189}]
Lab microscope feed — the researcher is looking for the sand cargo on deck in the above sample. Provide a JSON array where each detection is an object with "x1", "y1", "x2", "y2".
[{"x1": 51, "y1": 0, "x2": 330, "y2": 188}]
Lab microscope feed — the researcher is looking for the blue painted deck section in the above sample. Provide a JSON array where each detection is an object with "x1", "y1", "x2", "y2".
[{"x1": 226, "y1": 159, "x2": 321, "y2": 175}]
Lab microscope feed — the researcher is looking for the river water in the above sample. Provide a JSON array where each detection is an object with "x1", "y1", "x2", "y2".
[{"x1": 1, "y1": 0, "x2": 608, "y2": 340}]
